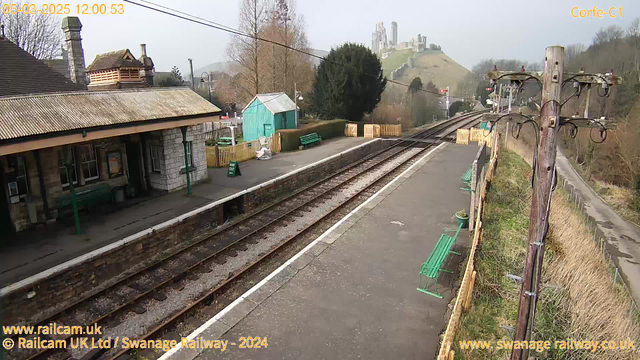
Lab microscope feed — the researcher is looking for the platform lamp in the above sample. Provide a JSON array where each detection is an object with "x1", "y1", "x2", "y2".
[
  {"x1": 200, "y1": 72, "x2": 211, "y2": 103},
  {"x1": 63, "y1": 145, "x2": 81, "y2": 235},
  {"x1": 294, "y1": 83, "x2": 303, "y2": 129}
]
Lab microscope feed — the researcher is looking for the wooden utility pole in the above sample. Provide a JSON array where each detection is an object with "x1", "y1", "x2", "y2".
[{"x1": 510, "y1": 46, "x2": 564, "y2": 360}]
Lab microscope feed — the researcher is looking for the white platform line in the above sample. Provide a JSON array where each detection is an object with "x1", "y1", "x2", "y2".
[{"x1": 157, "y1": 142, "x2": 447, "y2": 360}]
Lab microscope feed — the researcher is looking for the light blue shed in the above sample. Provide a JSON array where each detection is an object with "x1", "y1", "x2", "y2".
[{"x1": 241, "y1": 92, "x2": 297, "y2": 142}]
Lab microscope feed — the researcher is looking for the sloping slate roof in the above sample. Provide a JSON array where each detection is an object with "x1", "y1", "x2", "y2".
[
  {"x1": 87, "y1": 49, "x2": 143, "y2": 72},
  {"x1": 242, "y1": 92, "x2": 297, "y2": 114},
  {"x1": 43, "y1": 59, "x2": 71, "y2": 79},
  {"x1": 0, "y1": 87, "x2": 221, "y2": 141},
  {"x1": 0, "y1": 37, "x2": 85, "y2": 96}
]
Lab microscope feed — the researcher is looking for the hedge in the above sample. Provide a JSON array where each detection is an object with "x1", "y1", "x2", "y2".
[{"x1": 277, "y1": 120, "x2": 348, "y2": 152}]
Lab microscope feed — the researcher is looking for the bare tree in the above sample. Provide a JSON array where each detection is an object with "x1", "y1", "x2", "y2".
[
  {"x1": 226, "y1": 0, "x2": 266, "y2": 99},
  {"x1": 565, "y1": 43, "x2": 585, "y2": 68},
  {"x1": 0, "y1": 0, "x2": 62, "y2": 59},
  {"x1": 261, "y1": 0, "x2": 312, "y2": 97},
  {"x1": 628, "y1": 18, "x2": 640, "y2": 82},
  {"x1": 227, "y1": 0, "x2": 313, "y2": 104},
  {"x1": 593, "y1": 25, "x2": 624, "y2": 46}
]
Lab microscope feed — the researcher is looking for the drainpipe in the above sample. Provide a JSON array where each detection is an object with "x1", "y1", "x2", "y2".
[{"x1": 180, "y1": 126, "x2": 192, "y2": 196}]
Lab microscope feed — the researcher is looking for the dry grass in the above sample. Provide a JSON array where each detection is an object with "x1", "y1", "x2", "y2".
[
  {"x1": 455, "y1": 139, "x2": 639, "y2": 360},
  {"x1": 591, "y1": 180, "x2": 640, "y2": 226},
  {"x1": 513, "y1": 138, "x2": 640, "y2": 359},
  {"x1": 545, "y1": 196, "x2": 640, "y2": 359}
]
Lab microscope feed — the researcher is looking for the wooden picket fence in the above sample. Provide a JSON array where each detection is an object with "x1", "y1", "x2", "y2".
[
  {"x1": 437, "y1": 134, "x2": 500, "y2": 360},
  {"x1": 379, "y1": 124, "x2": 402, "y2": 136},
  {"x1": 271, "y1": 132, "x2": 282, "y2": 152},
  {"x1": 364, "y1": 124, "x2": 381, "y2": 138},
  {"x1": 206, "y1": 133, "x2": 281, "y2": 167},
  {"x1": 345, "y1": 123, "x2": 358, "y2": 137}
]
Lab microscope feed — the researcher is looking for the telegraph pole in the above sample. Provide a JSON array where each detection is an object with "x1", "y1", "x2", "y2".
[{"x1": 510, "y1": 46, "x2": 564, "y2": 360}]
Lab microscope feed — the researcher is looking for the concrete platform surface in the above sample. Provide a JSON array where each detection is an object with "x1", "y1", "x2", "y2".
[
  {"x1": 178, "y1": 143, "x2": 479, "y2": 360},
  {"x1": 0, "y1": 137, "x2": 371, "y2": 287}
]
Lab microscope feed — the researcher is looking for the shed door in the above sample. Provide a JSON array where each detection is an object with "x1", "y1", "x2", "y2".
[{"x1": 264, "y1": 124, "x2": 273, "y2": 137}]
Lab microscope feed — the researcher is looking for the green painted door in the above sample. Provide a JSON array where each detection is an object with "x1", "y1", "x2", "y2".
[{"x1": 264, "y1": 124, "x2": 273, "y2": 137}]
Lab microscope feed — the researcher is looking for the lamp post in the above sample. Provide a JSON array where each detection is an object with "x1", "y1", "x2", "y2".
[
  {"x1": 294, "y1": 82, "x2": 303, "y2": 129},
  {"x1": 188, "y1": 58, "x2": 195, "y2": 90},
  {"x1": 200, "y1": 72, "x2": 211, "y2": 103}
]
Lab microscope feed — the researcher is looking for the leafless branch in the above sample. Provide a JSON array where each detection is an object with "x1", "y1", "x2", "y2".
[{"x1": 0, "y1": 0, "x2": 62, "y2": 59}]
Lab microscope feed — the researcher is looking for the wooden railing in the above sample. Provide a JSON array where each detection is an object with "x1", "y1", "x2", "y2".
[
  {"x1": 206, "y1": 133, "x2": 281, "y2": 167},
  {"x1": 379, "y1": 124, "x2": 402, "y2": 136},
  {"x1": 437, "y1": 134, "x2": 500, "y2": 360}
]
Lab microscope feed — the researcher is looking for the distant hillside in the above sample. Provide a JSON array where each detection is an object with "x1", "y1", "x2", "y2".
[
  {"x1": 191, "y1": 49, "x2": 327, "y2": 75},
  {"x1": 194, "y1": 61, "x2": 238, "y2": 76},
  {"x1": 381, "y1": 49, "x2": 471, "y2": 95},
  {"x1": 310, "y1": 49, "x2": 329, "y2": 66}
]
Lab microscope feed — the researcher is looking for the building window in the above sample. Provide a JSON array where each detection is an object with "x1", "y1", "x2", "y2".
[
  {"x1": 78, "y1": 144, "x2": 99, "y2": 181},
  {"x1": 15, "y1": 156, "x2": 29, "y2": 197},
  {"x1": 58, "y1": 149, "x2": 77, "y2": 187},
  {"x1": 150, "y1": 145, "x2": 162, "y2": 173},
  {"x1": 185, "y1": 141, "x2": 193, "y2": 168}
]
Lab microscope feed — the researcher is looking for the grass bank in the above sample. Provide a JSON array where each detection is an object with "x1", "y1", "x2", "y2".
[
  {"x1": 567, "y1": 158, "x2": 640, "y2": 226},
  {"x1": 454, "y1": 149, "x2": 639, "y2": 360}
]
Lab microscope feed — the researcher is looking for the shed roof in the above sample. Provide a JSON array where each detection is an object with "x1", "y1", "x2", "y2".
[
  {"x1": 87, "y1": 49, "x2": 143, "y2": 72},
  {"x1": 242, "y1": 92, "x2": 297, "y2": 115},
  {"x1": 0, "y1": 87, "x2": 221, "y2": 141},
  {"x1": 0, "y1": 36, "x2": 84, "y2": 96}
]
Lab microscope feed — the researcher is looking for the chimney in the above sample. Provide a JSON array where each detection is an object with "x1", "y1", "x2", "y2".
[
  {"x1": 61, "y1": 17, "x2": 87, "y2": 87},
  {"x1": 138, "y1": 43, "x2": 155, "y2": 87}
]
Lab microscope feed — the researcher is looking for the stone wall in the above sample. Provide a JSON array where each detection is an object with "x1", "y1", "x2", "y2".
[
  {"x1": 161, "y1": 125, "x2": 207, "y2": 191},
  {"x1": 0, "y1": 139, "x2": 393, "y2": 325}
]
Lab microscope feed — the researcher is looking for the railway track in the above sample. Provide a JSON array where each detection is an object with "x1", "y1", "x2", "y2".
[{"x1": 6, "y1": 112, "x2": 483, "y2": 360}]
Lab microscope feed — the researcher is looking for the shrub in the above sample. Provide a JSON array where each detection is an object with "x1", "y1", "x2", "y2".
[{"x1": 277, "y1": 120, "x2": 348, "y2": 151}]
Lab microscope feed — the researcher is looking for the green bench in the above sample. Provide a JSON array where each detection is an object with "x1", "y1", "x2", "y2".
[
  {"x1": 417, "y1": 223, "x2": 463, "y2": 298},
  {"x1": 55, "y1": 183, "x2": 113, "y2": 218},
  {"x1": 461, "y1": 166, "x2": 473, "y2": 191},
  {"x1": 218, "y1": 137, "x2": 233, "y2": 146},
  {"x1": 299, "y1": 133, "x2": 322, "y2": 148}
]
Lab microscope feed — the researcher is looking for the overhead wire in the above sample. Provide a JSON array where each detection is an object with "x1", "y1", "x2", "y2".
[{"x1": 123, "y1": 0, "x2": 462, "y2": 98}]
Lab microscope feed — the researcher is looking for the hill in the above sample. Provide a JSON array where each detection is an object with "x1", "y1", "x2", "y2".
[
  {"x1": 381, "y1": 49, "x2": 471, "y2": 95},
  {"x1": 310, "y1": 49, "x2": 329, "y2": 66},
  {"x1": 194, "y1": 61, "x2": 238, "y2": 76},
  {"x1": 192, "y1": 49, "x2": 328, "y2": 77}
]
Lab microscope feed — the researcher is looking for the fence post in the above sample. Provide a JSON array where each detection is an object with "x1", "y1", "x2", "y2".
[
  {"x1": 469, "y1": 160, "x2": 478, "y2": 230},
  {"x1": 464, "y1": 270, "x2": 477, "y2": 311}
]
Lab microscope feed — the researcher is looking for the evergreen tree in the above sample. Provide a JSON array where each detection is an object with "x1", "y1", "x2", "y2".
[
  {"x1": 170, "y1": 66, "x2": 183, "y2": 82},
  {"x1": 157, "y1": 66, "x2": 184, "y2": 87},
  {"x1": 312, "y1": 43, "x2": 387, "y2": 120}
]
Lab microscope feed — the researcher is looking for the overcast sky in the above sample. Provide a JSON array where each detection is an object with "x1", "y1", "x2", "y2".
[{"x1": 32, "y1": 0, "x2": 640, "y2": 73}]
